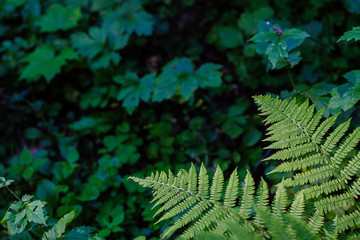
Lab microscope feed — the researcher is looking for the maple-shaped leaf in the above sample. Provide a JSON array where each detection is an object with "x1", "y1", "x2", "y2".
[
  {"x1": 221, "y1": 101, "x2": 249, "y2": 139},
  {"x1": 71, "y1": 27, "x2": 125, "y2": 69},
  {"x1": 71, "y1": 27, "x2": 106, "y2": 59},
  {"x1": 152, "y1": 58, "x2": 222, "y2": 102},
  {"x1": 102, "y1": 0, "x2": 154, "y2": 36},
  {"x1": 36, "y1": 3, "x2": 82, "y2": 32},
  {"x1": 196, "y1": 63, "x2": 222, "y2": 87},
  {"x1": 115, "y1": 72, "x2": 156, "y2": 114},
  {"x1": 338, "y1": 26, "x2": 360, "y2": 42},
  {"x1": 20, "y1": 46, "x2": 79, "y2": 82}
]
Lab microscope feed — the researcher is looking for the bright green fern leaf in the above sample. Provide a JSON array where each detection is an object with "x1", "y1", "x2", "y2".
[
  {"x1": 254, "y1": 94, "x2": 360, "y2": 236},
  {"x1": 129, "y1": 164, "x2": 267, "y2": 239}
]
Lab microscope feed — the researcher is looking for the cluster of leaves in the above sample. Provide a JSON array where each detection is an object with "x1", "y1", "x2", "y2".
[
  {"x1": 2, "y1": 0, "x2": 360, "y2": 239},
  {"x1": 0, "y1": 177, "x2": 99, "y2": 239}
]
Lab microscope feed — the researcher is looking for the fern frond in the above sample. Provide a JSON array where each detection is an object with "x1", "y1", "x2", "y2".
[
  {"x1": 322, "y1": 119, "x2": 350, "y2": 154},
  {"x1": 284, "y1": 165, "x2": 335, "y2": 187},
  {"x1": 268, "y1": 153, "x2": 325, "y2": 174},
  {"x1": 210, "y1": 166, "x2": 224, "y2": 202},
  {"x1": 341, "y1": 151, "x2": 360, "y2": 184},
  {"x1": 130, "y1": 164, "x2": 267, "y2": 239},
  {"x1": 301, "y1": 179, "x2": 343, "y2": 200},
  {"x1": 163, "y1": 201, "x2": 210, "y2": 236},
  {"x1": 283, "y1": 214, "x2": 321, "y2": 240},
  {"x1": 198, "y1": 163, "x2": 209, "y2": 198},
  {"x1": 272, "y1": 181, "x2": 289, "y2": 216},
  {"x1": 180, "y1": 206, "x2": 226, "y2": 239},
  {"x1": 254, "y1": 95, "x2": 360, "y2": 236},
  {"x1": 346, "y1": 231, "x2": 360, "y2": 240},
  {"x1": 254, "y1": 178, "x2": 269, "y2": 228},
  {"x1": 330, "y1": 126, "x2": 360, "y2": 167},
  {"x1": 307, "y1": 210, "x2": 324, "y2": 234},
  {"x1": 314, "y1": 193, "x2": 354, "y2": 214},
  {"x1": 155, "y1": 195, "x2": 197, "y2": 224},
  {"x1": 335, "y1": 210, "x2": 360, "y2": 232},
  {"x1": 289, "y1": 192, "x2": 305, "y2": 218},
  {"x1": 224, "y1": 169, "x2": 239, "y2": 208},
  {"x1": 239, "y1": 171, "x2": 255, "y2": 218},
  {"x1": 312, "y1": 113, "x2": 339, "y2": 144},
  {"x1": 195, "y1": 219, "x2": 258, "y2": 240},
  {"x1": 256, "y1": 178, "x2": 269, "y2": 211},
  {"x1": 255, "y1": 206, "x2": 289, "y2": 239}
]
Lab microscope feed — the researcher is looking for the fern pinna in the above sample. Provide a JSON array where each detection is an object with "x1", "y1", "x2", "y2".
[{"x1": 130, "y1": 95, "x2": 360, "y2": 239}]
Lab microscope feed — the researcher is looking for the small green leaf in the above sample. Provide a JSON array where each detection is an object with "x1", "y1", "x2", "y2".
[
  {"x1": 343, "y1": 70, "x2": 360, "y2": 84},
  {"x1": 20, "y1": 147, "x2": 32, "y2": 165},
  {"x1": 196, "y1": 63, "x2": 222, "y2": 87},
  {"x1": 249, "y1": 32, "x2": 278, "y2": 43},
  {"x1": 5, "y1": 179, "x2": 14, "y2": 186},
  {"x1": 152, "y1": 58, "x2": 222, "y2": 102},
  {"x1": 338, "y1": 26, "x2": 360, "y2": 42},
  {"x1": 283, "y1": 28, "x2": 309, "y2": 39},
  {"x1": 77, "y1": 185, "x2": 100, "y2": 201},
  {"x1": 265, "y1": 38, "x2": 288, "y2": 67},
  {"x1": 102, "y1": 2, "x2": 154, "y2": 36},
  {"x1": 71, "y1": 27, "x2": 106, "y2": 60},
  {"x1": 22, "y1": 167, "x2": 34, "y2": 180},
  {"x1": 217, "y1": 26, "x2": 244, "y2": 48},
  {"x1": 24, "y1": 128, "x2": 43, "y2": 139},
  {"x1": 36, "y1": 4, "x2": 82, "y2": 32},
  {"x1": 116, "y1": 72, "x2": 156, "y2": 114},
  {"x1": 22, "y1": 194, "x2": 33, "y2": 202}
]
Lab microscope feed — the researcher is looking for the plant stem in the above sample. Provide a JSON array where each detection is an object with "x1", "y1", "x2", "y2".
[
  {"x1": 287, "y1": 67, "x2": 297, "y2": 93},
  {"x1": 5, "y1": 186, "x2": 22, "y2": 202}
]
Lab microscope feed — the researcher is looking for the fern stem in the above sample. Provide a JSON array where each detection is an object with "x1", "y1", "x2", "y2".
[
  {"x1": 142, "y1": 178, "x2": 270, "y2": 237},
  {"x1": 262, "y1": 99, "x2": 360, "y2": 213}
]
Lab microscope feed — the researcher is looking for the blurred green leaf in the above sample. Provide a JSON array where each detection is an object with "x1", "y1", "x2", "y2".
[
  {"x1": 338, "y1": 26, "x2": 360, "y2": 42},
  {"x1": 153, "y1": 58, "x2": 222, "y2": 101},
  {"x1": 20, "y1": 147, "x2": 32, "y2": 165},
  {"x1": 36, "y1": 4, "x2": 81, "y2": 32},
  {"x1": 20, "y1": 46, "x2": 78, "y2": 82},
  {"x1": 77, "y1": 185, "x2": 100, "y2": 201},
  {"x1": 116, "y1": 72, "x2": 156, "y2": 114}
]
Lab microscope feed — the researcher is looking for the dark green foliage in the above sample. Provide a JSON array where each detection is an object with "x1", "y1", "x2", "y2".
[{"x1": 2, "y1": 0, "x2": 360, "y2": 239}]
